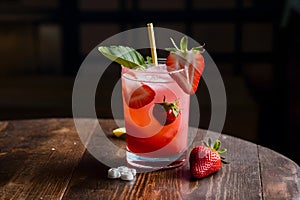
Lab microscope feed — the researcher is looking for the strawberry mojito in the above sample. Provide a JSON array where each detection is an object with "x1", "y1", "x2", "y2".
[
  {"x1": 122, "y1": 63, "x2": 190, "y2": 168},
  {"x1": 99, "y1": 36, "x2": 204, "y2": 169}
]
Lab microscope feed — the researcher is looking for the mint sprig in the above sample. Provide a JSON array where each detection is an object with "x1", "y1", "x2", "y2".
[{"x1": 98, "y1": 45, "x2": 147, "y2": 70}]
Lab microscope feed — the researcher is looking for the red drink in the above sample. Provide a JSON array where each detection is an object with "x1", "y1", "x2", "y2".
[{"x1": 122, "y1": 64, "x2": 190, "y2": 170}]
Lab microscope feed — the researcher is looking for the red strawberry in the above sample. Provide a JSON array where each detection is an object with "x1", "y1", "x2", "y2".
[
  {"x1": 128, "y1": 85, "x2": 155, "y2": 109},
  {"x1": 189, "y1": 139, "x2": 227, "y2": 179},
  {"x1": 152, "y1": 96, "x2": 180, "y2": 125},
  {"x1": 166, "y1": 36, "x2": 205, "y2": 94}
]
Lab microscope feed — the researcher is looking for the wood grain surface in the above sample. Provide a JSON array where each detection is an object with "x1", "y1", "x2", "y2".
[{"x1": 0, "y1": 119, "x2": 299, "y2": 200}]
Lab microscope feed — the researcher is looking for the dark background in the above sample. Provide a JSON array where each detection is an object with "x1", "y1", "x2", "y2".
[{"x1": 0, "y1": 0, "x2": 299, "y2": 164}]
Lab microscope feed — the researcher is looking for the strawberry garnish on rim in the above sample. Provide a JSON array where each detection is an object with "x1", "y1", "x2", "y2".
[{"x1": 166, "y1": 36, "x2": 205, "y2": 94}]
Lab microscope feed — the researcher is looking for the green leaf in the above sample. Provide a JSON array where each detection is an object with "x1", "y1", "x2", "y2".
[
  {"x1": 98, "y1": 45, "x2": 146, "y2": 69},
  {"x1": 213, "y1": 139, "x2": 221, "y2": 151},
  {"x1": 192, "y1": 43, "x2": 205, "y2": 53},
  {"x1": 180, "y1": 36, "x2": 188, "y2": 52},
  {"x1": 218, "y1": 148, "x2": 227, "y2": 154},
  {"x1": 172, "y1": 107, "x2": 179, "y2": 117},
  {"x1": 146, "y1": 56, "x2": 153, "y2": 64},
  {"x1": 165, "y1": 47, "x2": 178, "y2": 52},
  {"x1": 170, "y1": 38, "x2": 180, "y2": 51}
]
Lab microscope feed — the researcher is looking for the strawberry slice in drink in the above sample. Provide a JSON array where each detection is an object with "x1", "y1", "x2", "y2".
[
  {"x1": 166, "y1": 36, "x2": 205, "y2": 94},
  {"x1": 128, "y1": 85, "x2": 155, "y2": 109},
  {"x1": 122, "y1": 84, "x2": 155, "y2": 127}
]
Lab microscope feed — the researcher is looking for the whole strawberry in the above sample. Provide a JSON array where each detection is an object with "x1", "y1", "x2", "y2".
[
  {"x1": 152, "y1": 96, "x2": 180, "y2": 126},
  {"x1": 189, "y1": 139, "x2": 227, "y2": 179}
]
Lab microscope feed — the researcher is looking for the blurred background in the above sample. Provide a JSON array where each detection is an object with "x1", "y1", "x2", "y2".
[{"x1": 0, "y1": 0, "x2": 299, "y2": 164}]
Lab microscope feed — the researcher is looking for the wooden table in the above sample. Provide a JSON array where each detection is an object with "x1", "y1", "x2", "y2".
[{"x1": 0, "y1": 118, "x2": 299, "y2": 200}]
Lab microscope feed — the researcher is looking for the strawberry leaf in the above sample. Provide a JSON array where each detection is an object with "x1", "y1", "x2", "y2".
[
  {"x1": 98, "y1": 45, "x2": 146, "y2": 70},
  {"x1": 180, "y1": 36, "x2": 188, "y2": 52},
  {"x1": 192, "y1": 44, "x2": 205, "y2": 52},
  {"x1": 165, "y1": 47, "x2": 178, "y2": 52},
  {"x1": 218, "y1": 148, "x2": 227, "y2": 154},
  {"x1": 213, "y1": 139, "x2": 221, "y2": 151},
  {"x1": 170, "y1": 38, "x2": 180, "y2": 51},
  {"x1": 172, "y1": 107, "x2": 179, "y2": 117}
]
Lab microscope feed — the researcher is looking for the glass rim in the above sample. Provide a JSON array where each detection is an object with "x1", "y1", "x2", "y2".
[{"x1": 121, "y1": 58, "x2": 185, "y2": 75}]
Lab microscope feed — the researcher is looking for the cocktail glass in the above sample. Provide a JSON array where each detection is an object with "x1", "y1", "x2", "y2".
[{"x1": 121, "y1": 62, "x2": 190, "y2": 170}]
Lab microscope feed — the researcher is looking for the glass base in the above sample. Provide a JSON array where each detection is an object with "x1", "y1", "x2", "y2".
[{"x1": 126, "y1": 150, "x2": 187, "y2": 172}]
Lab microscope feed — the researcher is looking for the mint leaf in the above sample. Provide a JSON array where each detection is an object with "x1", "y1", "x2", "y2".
[
  {"x1": 146, "y1": 56, "x2": 153, "y2": 64},
  {"x1": 98, "y1": 46, "x2": 146, "y2": 69}
]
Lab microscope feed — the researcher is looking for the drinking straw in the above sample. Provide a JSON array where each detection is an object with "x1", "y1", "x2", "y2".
[{"x1": 147, "y1": 23, "x2": 158, "y2": 66}]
